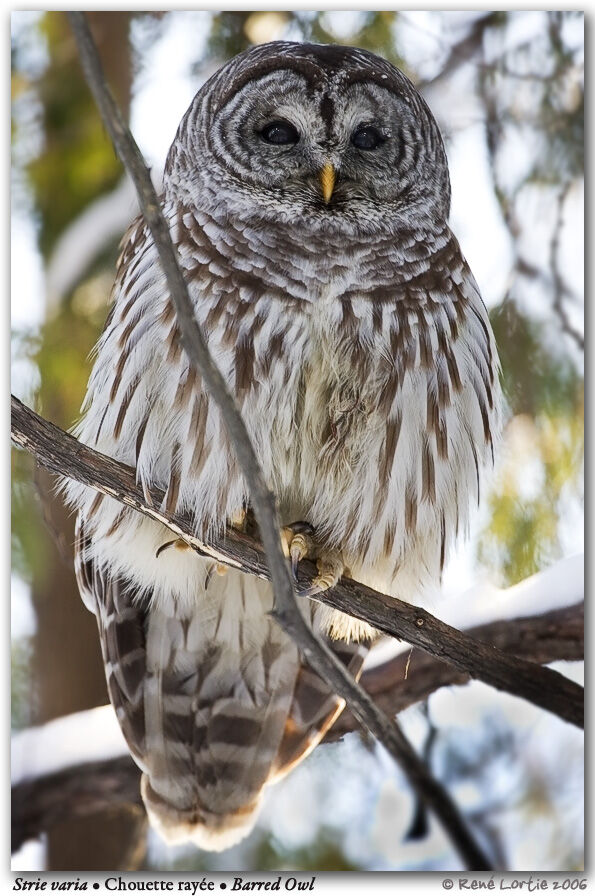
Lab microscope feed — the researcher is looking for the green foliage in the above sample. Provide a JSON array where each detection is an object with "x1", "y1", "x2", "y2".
[
  {"x1": 148, "y1": 829, "x2": 364, "y2": 873},
  {"x1": 35, "y1": 305, "x2": 103, "y2": 425},
  {"x1": 250, "y1": 833, "x2": 364, "y2": 872},
  {"x1": 12, "y1": 638, "x2": 36, "y2": 730},
  {"x1": 478, "y1": 302, "x2": 583, "y2": 586},
  {"x1": 11, "y1": 450, "x2": 49, "y2": 584},
  {"x1": 26, "y1": 15, "x2": 123, "y2": 257},
  {"x1": 490, "y1": 300, "x2": 582, "y2": 418}
]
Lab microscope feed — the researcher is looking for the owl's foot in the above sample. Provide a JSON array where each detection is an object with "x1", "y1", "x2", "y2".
[{"x1": 281, "y1": 522, "x2": 344, "y2": 597}]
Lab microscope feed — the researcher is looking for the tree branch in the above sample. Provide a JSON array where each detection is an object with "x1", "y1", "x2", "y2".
[
  {"x1": 58, "y1": 12, "x2": 494, "y2": 870},
  {"x1": 333, "y1": 601, "x2": 583, "y2": 737},
  {"x1": 12, "y1": 756, "x2": 143, "y2": 855},
  {"x1": 12, "y1": 394, "x2": 584, "y2": 737}
]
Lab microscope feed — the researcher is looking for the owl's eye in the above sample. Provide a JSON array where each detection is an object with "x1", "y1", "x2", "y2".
[
  {"x1": 259, "y1": 120, "x2": 300, "y2": 146},
  {"x1": 351, "y1": 125, "x2": 386, "y2": 151}
]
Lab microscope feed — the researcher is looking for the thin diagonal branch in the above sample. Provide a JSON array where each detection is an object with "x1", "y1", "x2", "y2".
[{"x1": 64, "y1": 12, "x2": 494, "y2": 871}]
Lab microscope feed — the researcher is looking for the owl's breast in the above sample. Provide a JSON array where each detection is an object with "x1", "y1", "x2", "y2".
[{"x1": 258, "y1": 299, "x2": 391, "y2": 532}]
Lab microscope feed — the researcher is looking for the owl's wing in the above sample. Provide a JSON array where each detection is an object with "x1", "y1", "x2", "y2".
[
  {"x1": 75, "y1": 519, "x2": 365, "y2": 851},
  {"x1": 75, "y1": 520, "x2": 148, "y2": 767},
  {"x1": 271, "y1": 635, "x2": 370, "y2": 781}
]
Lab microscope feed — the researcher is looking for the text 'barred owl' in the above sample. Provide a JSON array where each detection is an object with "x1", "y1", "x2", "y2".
[{"x1": 65, "y1": 42, "x2": 501, "y2": 851}]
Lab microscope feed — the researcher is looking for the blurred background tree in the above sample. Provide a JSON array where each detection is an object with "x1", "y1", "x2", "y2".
[{"x1": 11, "y1": 10, "x2": 583, "y2": 873}]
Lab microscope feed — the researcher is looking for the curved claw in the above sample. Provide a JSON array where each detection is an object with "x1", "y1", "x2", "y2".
[
  {"x1": 282, "y1": 522, "x2": 344, "y2": 596},
  {"x1": 287, "y1": 528, "x2": 314, "y2": 582},
  {"x1": 290, "y1": 550, "x2": 301, "y2": 581},
  {"x1": 296, "y1": 581, "x2": 325, "y2": 599}
]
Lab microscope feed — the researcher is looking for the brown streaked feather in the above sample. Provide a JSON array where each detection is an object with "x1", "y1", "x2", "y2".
[
  {"x1": 436, "y1": 356, "x2": 452, "y2": 408},
  {"x1": 189, "y1": 394, "x2": 209, "y2": 473},
  {"x1": 271, "y1": 637, "x2": 370, "y2": 781},
  {"x1": 383, "y1": 514, "x2": 398, "y2": 554},
  {"x1": 421, "y1": 439, "x2": 436, "y2": 503},
  {"x1": 80, "y1": 549, "x2": 149, "y2": 763},
  {"x1": 105, "y1": 508, "x2": 128, "y2": 539},
  {"x1": 417, "y1": 311, "x2": 433, "y2": 368},
  {"x1": 235, "y1": 335, "x2": 255, "y2": 394},
  {"x1": 174, "y1": 368, "x2": 197, "y2": 411},
  {"x1": 113, "y1": 375, "x2": 142, "y2": 440},
  {"x1": 159, "y1": 301, "x2": 176, "y2": 328},
  {"x1": 405, "y1": 484, "x2": 418, "y2": 533},
  {"x1": 109, "y1": 351, "x2": 128, "y2": 404},
  {"x1": 379, "y1": 411, "x2": 402, "y2": 486},
  {"x1": 435, "y1": 414, "x2": 449, "y2": 460},
  {"x1": 165, "y1": 326, "x2": 182, "y2": 364},
  {"x1": 135, "y1": 412, "x2": 151, "y2": 465},
  {"x1": 87, "y1": 492, "x2": 104, "y2": 520},
  {"x1": 439, "y1": 511, "x2": 446, "y2": 574},
  {"x1": 94, "y1": 402, "x2": 110, "y2": 444},
  {"x1": 116, "y1": 312, "x2": 144, "y2": 351},
  {"x1": 470, "y1": 304, "x2": 495, "y2": 383},
  {"x1": 164, "y1": 441, "x2": 182, "y2": 516}
]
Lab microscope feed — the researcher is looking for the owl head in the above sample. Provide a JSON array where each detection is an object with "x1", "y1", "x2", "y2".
[{"x1": 165, "y1": 42, "x2": 451, "y2": 235}]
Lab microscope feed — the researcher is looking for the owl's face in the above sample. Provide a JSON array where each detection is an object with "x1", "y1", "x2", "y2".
[{"x1": 166, "y1": 42, "x2": 451, "y2": 234}]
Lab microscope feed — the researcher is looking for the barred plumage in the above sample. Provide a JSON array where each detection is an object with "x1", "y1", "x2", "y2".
[{"x1": 65, "y1": 41, "x2": 501, "y2": 851}]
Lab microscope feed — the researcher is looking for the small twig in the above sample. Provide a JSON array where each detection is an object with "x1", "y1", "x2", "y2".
[
  {"x1": 550, "y1": 182, "x2": 584, "y2": 350},
  {"x1": 65, "y1": 12, "x2": 494, "y2": 870},
  {"x1": 415, "y1": 12, "x2": 498, "y2": 90}
]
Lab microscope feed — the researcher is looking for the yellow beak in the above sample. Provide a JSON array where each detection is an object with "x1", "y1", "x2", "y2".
[{"x1": 319, "y1": 162, "x2": 336, "y2": 203}]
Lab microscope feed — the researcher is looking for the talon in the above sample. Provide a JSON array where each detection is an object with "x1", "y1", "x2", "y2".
[
  {"x1": 156, "y1": 539, "x2": 177, "y2": 558},
  {"x1": 215, "y1": 563, "x2": 227, "y2": 576},
  {"x1": 281, "y1": 522, "x2": 344, "y2": 593},
  {"x1": 156, "y1": 537, "x2": 190, "y2": 558},
  {"x1": 281, "y1": 522, "x2": 314, "y2": 579},
  {"x1": 296, "y1": 582, "x2": 323, "y2": 599},
  {"x1": 311, "y1": 549, "x2": 344, "y2": 595},
  {"x1": 289, "y1": 532, "x2": 312, "y2": 581},
  {"x1": 291, "y1": 552, "x2": 301, "y2": 581}
]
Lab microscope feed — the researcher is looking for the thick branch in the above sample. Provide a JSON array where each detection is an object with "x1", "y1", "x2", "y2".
[
  {"x1": 60, "y1": 13, "x2": 494, "y2": 870},
  {"x1": 12, "y1": 756, "x2": 143, "y2": 855},
  {"x1": 12, "y1": 394, "x2": 584, "y2": 735},
  {"x1": 11, "y1": 601, "x2": 583, "y2": 853}
]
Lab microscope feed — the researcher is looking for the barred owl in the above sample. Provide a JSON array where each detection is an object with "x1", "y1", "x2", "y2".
[{"x1": 66, "y1": 42, "x2": 501, "y2": 851}]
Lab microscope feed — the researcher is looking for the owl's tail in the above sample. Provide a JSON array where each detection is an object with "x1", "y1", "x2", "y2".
[
  {"x1": 82, "y1": 520, "x2": 369, "y2": 852},
  {"x1": 138, "y1": 628, "x2": 368, "y2": 853},
  {"x1": 136, "y1": 571, "x2": 369, "y2": 852},
  {"x1": 140, "y1": 775, "x2": 262, "y2": 852}
]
